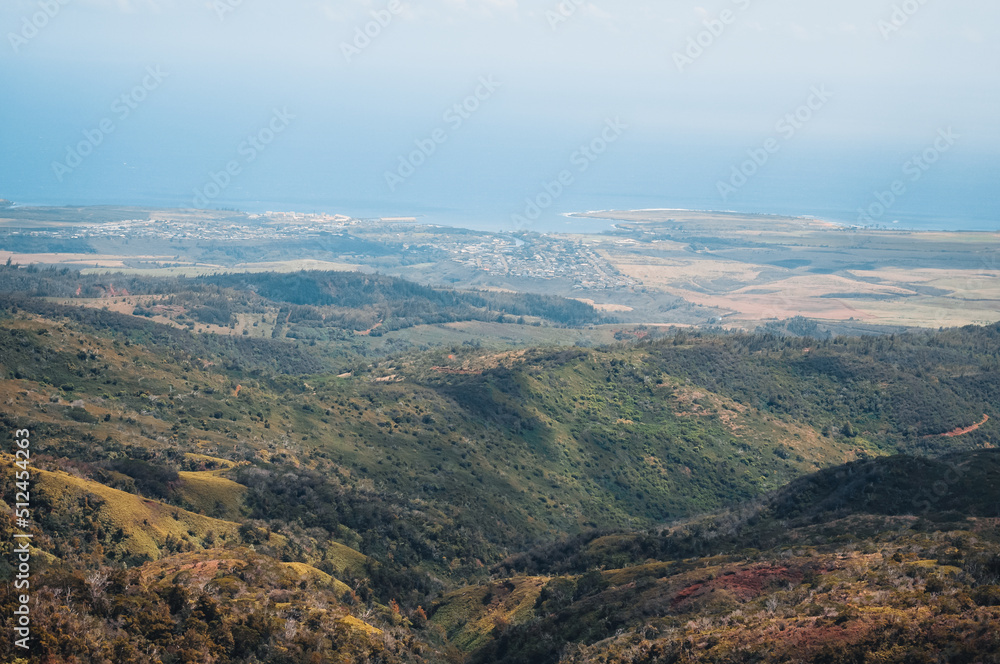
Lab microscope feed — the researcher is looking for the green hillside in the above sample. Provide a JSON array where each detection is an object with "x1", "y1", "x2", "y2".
[
  {"x1": 0, "y1": 273, "x2": 998, "y2": 663},
  {"x1": 439, "y1": 449, "x2": 1000, "y2": 664}
]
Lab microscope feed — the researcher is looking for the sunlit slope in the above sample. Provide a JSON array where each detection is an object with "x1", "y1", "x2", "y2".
[{"x1": 433, "y1": 449, "x2": 1000, "y2": 664}]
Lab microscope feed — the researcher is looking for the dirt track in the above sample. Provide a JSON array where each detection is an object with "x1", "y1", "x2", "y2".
[{"x1": 942, "y1": 414, "x2": 989, "y2": 437}]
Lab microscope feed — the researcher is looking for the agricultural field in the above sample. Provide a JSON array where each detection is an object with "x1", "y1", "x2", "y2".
[
  {"x1": 572, "y1": 210, "x2": 1000, "y2": 329},
  {"x1": 3, "y1": 205, "x2": 997, "y2": 331}
]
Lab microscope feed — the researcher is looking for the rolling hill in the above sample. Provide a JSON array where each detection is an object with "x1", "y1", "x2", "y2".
[{"x1": 0, "y1": 268, "x2": 998, "y2": 662}]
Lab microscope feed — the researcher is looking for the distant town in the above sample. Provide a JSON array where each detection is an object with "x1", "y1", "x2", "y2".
[{"x1": 0, "y1": 208, "x2": 638, "y2": 290}]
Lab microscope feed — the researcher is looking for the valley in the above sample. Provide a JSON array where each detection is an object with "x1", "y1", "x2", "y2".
[
  {"x1": 4, "y1": 0, "x2": 997, "y2": 660},
  {"x1": 0, "y1": 260, "x2": 998, "y2": 662}
]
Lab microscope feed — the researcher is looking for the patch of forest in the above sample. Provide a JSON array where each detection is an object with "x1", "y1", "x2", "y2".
[{"x1": 0, "y1": 264, "x2": 602, "y2": 333}]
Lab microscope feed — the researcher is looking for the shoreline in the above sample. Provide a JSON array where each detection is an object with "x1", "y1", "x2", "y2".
[
  {"x1": 564, "y1": 208, "x2": 998, "y2": 234},
  {"x1": 1, "y1": 201, "x2": 996, "y2": 235},
  {"x1": 566, "y1": 208, "x2": 846, "y2": 231}
]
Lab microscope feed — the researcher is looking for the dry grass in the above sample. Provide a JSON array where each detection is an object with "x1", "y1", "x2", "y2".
[
  {"x1": 325, "y1": 541, "x2": 369, "y2": 577},
  {"x1": 183, "y1": 453, "x2": 238, "y2": 469},
  {"x1": 0, "y1": 251, "x2": 172, "y2": 267},
  {"x1": 282, "y1": 562, "x2": 353, "y2": 595},
  {"x1": 230, "y1": 259, "x2": 362, "y2": 273},
  {"x1": 16, "y1": 461, "x2": 241, "y2": 560},
  {"x1": 337, "y1": 615, "x2": 383, "y2": 636},
  {"x1": 175, "y1": 471, "x2": 248, "y2": 521},
  {"x1": 431, "y1": 576, "x2": 550, "y2": 652},
  {"x1": 607, "y1": 256, "x2": 765, "y2": 288},
  {"x1": 574, "y1": 298, "x2": 634, "y2": 312},
  {"x1": 602, "y1": 255, "x2": 1000, "y2": 327}
]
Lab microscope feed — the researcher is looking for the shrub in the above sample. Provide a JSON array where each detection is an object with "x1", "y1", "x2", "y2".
[
  {"x1": 105, "y1": 459, "x2": 179, "y2": 500},
  {"x1": 973, "y1": 585, "x2": 1000, "y2": 607},
  {"x1": 67, "y1": 406, "x2": 99, "y2": 423}
]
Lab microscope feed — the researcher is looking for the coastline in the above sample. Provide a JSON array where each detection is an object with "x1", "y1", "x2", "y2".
[
  {"x1": 565, "y1": 208, "x2": 845, "y2": 232},
  {"x1": 564, "y1": 208, "x2": 999, "y2": 234},
  {"x1": 1, "y1": 200, "x2": 996, "y2": 234}
]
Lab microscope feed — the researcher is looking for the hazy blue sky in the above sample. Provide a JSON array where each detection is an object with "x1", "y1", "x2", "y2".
[{"x1": 1, "y1": 0, "x2": 997, "y2": 228}]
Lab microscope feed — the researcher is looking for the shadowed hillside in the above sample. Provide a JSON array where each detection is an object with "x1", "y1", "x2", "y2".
[{"x1": 0, "y1": 277, "x2": 998, "y2": 662}]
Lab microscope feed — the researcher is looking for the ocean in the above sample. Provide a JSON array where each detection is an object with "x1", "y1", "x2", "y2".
[{"x1": 3, "y1": 121, "x2": 997, "y2": 234}]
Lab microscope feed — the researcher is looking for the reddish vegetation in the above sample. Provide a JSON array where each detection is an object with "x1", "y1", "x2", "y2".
[
  {"x1": 233, "y1": 384, "x2": 242, "y2": 397},
  {"x1": 764, "y1": 619, "x2": 874, "y2": 660},
  {"x1": 941, "y1": 414, "x2": 989, "y2": 437},
  {"x1": 671, "y1": 565, "x2": 804, "y2": 610}
]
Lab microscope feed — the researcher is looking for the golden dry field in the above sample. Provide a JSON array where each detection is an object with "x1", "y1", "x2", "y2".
[{"x1": 575, "y1": 210, "x2": 1000, "y2": 329}]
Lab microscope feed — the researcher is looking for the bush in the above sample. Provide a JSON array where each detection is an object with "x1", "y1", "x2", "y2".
[
  {"x1": 925, "y1": 576, "x2": 946, "y2": 593},
  {"x1": 105, "y1": 459, "x2": 179, "y2": 500},
  {"x1": 67, "y1": 406, "x2": 98, "y2": 423},
  {"x1": 239, "y1": 523, "x2": 269, "y2": 545},
  {"x1": 973, "y1": 585, "x2": 1000, "y2": 607}
]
